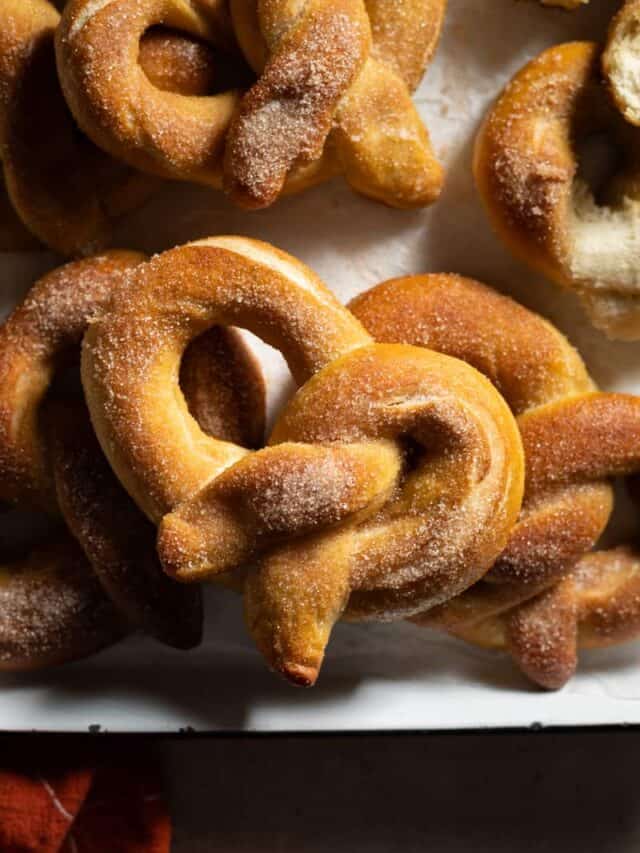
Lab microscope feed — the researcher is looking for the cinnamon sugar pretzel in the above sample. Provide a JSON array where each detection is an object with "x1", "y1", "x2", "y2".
[
  {"x1": 81, "y1": 237, "x2": 524, "y2": 685},
  {"x1": 474, "y1": 42, "x2": 640, "y2": 340},
  {"x1": 351, "y1": 273, "x2": 640, "y2": 688},
  {"x1": 55, "y1": 0, "x2": 445, "y2": 210},
  {"x1": 0, "y1": 251, "x2": 265, "y2": 664},
  {"x1": 0, "y1": 0, "x2": 224, "y2": 255}
]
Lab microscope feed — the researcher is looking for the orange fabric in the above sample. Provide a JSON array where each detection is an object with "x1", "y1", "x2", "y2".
[{"x1": 0, "y1": 752, "x2": 171, "y2": 853}]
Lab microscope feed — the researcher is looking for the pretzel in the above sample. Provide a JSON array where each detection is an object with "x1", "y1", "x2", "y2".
[
  {"x1": 350, "y1": 273, "x2": 640, "y2": 687},
  {"x1": 0, "y1": 0, "x2": 223, "y2": 255},
  {"x1": 224, "y1": 0, "x2": 446, "y2": 207},
  {"x1": 55, "y1": 0, "x2": 445, "y2": 210},
  {"x1": 81, "y1": 237, "x2": 524, "y2": 684},
  {"x1": 0, "y1": 251, "x2": 265, "y2": 659},
  {"x1": 474, "y1": 42, "x2": 640, "y2": 340}
]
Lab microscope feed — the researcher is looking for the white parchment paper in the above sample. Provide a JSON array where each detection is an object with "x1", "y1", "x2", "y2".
[{"x1": 2, "y1": 0, "x2": 639, "y2": 732}]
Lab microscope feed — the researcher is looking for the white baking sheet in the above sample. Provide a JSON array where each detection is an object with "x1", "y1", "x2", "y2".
[{"x1": 2, "y1": 0, "x2": 639, "y2": 733}]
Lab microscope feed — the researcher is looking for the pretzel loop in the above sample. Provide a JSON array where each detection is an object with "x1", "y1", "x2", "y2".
[
  {"x1": 56, "y1": 0, "x2": 240, "y2": 187},
  {"x1": 0, "y1": 0, "x2": 226, "y2": 254},
  {"x1": 474, "y1": 42, "x2": 640, "y2": 339},
  {"x1": 82, "y1": 237, "x2": 371, "y2": 522}
]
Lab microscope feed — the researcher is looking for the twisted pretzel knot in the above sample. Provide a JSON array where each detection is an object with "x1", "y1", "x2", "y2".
[
  {"x1": 350, "y1": 273, "x2": 640, "y2": 688},
  {"x1": 0, "y1": 251, "x2": 265, "y2": 663},
  {"x1": 55, "y1": 0, "x2": 445, "y2": 210},
  {"x1": 81, "y1": 237, "x2": 523, "y2": 685},
  {"x1": 225, "y1": 0, "x2": 445, "y2": 207},
  {"x1": 0, "y1": 0, "x2": 222, "y2": 255}
]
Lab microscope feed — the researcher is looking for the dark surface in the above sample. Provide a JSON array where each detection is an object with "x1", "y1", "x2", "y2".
[
  {"x1": 2, "y1": 731, "x2": 632, "y2": 850},
  {"x1": 162, "y1": 732, "x2": 639, "y2": 851}
]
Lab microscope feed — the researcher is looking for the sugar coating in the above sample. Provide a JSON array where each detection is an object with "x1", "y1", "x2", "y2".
[
  {"x1": 475, "y1": 41, "x2": 640, "y2": 340},
  {"x1": 0, "y1": 538, "x2": 122, "y2": 669},
  {"x1": 351, "y1": 272, "x2": 640, "y2": 687}
]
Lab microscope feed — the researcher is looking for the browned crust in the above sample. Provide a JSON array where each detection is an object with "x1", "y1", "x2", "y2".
[
  {"x1": 351, "y1": 272, "x2": 640, "y2": 688},
  {"x1": 0, "y1": 0, "x2": 234, "y2": 255},
  {"x1": 56, "y1": 0, "x2": 242, "y2": 187},
  {"x1": 224, "y1": 0, "x2": 446, "y2": 208},
  {"x1": 81, "y1": 238, "x2": 370, "y2": 522},
  {"x1": 181, "y1": 327, "x2": 266, "y2": 450},
  {"x1": 0, "y1": 251, "x2": 145, "y2": 511},
  {"x1": 473, "y1": 42, "x2": 599, "y2": 288},
  {"x1": 0, "y1": 249, "x2": 268, "y2": 653},
  {"x1": 0, "y1": 536, "x2": 126, "y2": 672},
  {"x1": 48, "y1": 397, "x2": 203, "y2": 650},
  {"x1": 223, "y1": 0, "x2": 371, "y2": 207},
  {"x1": 82, "y1": 239, "x2": 524, "y2": 685}
]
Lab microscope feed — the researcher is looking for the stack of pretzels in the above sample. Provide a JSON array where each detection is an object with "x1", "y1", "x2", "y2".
[
  {"x1": 1, "y1": 234, "x2": 639, "y2": 692},
  {"x1": 1, "y1": 0, "x2": 640, "y2": 696}
]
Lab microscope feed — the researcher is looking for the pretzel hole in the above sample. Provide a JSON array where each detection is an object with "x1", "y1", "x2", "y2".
[
  {"x1": 238, "y1": 330, "x2": 295, "y2": 433},
  {"x1": 398, "y1": 435, "x2": 425, "y2": 475},
  {"x1": 0, "y1": 508, "x2": 60, "y2": 562},
  {"x1": 574, "y1": 131, "x2": 620, "y2": 205},
  {"x1": 568, "y1": 85, "x2": 640, "y2": 291},
  {"x1": 138, "y1": 26, "x2": 255, "y2": 96}
]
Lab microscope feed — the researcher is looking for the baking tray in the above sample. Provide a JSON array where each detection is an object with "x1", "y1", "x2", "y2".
[{"x1": 2, "y1": 0, "x2": 639, "y2": 733}]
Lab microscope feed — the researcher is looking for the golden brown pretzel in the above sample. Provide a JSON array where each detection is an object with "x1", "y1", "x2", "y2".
[
  {"x1": 0, "y1": 0, "x2": 224, "y2": 255},
  {"x1": 0, "y1": 251, "x2": 265, "y2": 654},
  {"x1": 56, "y1": 0, "x2": 445, "y2": 210},
  {"x1": 474, "y1": 42, "x2": 640, "y2": 340},
  {"x1": 224, "y1": 0, "x2": 446, "y2": 207},
  {"x1": 350, "y1": 273, "x2": 640, "y2": 687},
  {"x1": 81, "y1": 237, "x2": 524, "y2": 684}
]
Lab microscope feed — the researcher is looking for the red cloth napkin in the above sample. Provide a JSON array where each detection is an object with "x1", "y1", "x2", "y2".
[{"x1": 0, "y1": 748, "x2": 171, "y2": 853}]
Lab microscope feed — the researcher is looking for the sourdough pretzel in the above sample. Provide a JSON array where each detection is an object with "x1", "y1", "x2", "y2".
[
  {"x1": 0, "y1": 0, "x2": 223, "y2": 255},
  {"x1": 81, "y1": 237, "x2": 523, "y2": 684},
  {"x1": 0, "y1": 251, "x2": 265, "y2": 653},
  {"x1": 56, "y1": 0, "x2": 445, "y2": 210},
  {"x1": 351, "y1": 273, "x2": 640, "y2": 687},
  {"x1": 224, "y1": 0, "x2": 446, "y2": 207},
  {"x1": 474, "y1": 42, "x2": 640, "y2": 340}
]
